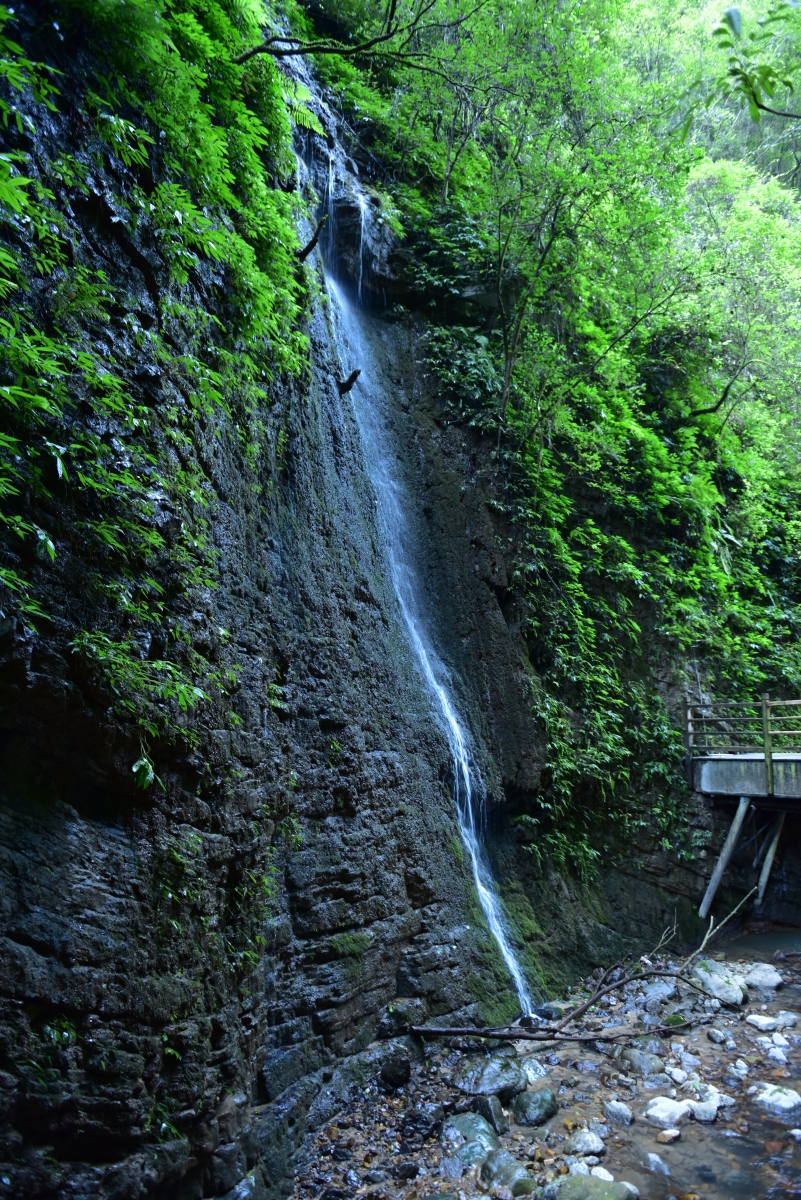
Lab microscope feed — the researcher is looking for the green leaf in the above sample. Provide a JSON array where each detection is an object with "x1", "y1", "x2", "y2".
[{"x1": 132, "y1": 757, "x2": 155, "y2": 789}]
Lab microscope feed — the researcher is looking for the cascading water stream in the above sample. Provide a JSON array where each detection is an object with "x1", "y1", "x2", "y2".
[
  {"x1": 325, "y1": 273, "x2": 533, "y2": 1016},
  {"x1": 356, "y1": 191, "x2": 367, "y2": 305}
]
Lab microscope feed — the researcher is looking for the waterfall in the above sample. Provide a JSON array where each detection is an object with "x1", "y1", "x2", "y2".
[
  {"x1": 326, "y1": 277, "x2": 533, "y2": 1017},
  {"x1": 355, "y1": 192, "x2": 367, "y2": 305}
]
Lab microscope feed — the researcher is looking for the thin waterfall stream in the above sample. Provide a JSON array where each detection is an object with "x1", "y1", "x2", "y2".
[{"x1": 326, "y1": 273, "x2": 533, "y2": 1017}]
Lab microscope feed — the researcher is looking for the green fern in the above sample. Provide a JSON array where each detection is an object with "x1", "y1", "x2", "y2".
[{"x1": 282, "y1": 81, "x2": 324, "y2": 135}]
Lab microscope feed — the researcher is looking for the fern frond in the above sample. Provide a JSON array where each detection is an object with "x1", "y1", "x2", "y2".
[{"x1": 286, "y1": 103, "x2": 324, "y2": 135}]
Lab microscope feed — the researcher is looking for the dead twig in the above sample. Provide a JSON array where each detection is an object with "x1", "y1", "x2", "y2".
[{"x1": 296, "y1": 215, "x2": 327, "y2": 263}]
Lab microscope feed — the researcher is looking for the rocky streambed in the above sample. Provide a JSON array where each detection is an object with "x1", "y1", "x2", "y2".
[{"x1": 291, "y1": 950, "x2": 801, "y2": 1200}]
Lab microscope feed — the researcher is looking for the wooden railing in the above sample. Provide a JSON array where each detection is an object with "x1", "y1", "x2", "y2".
[{"x1": 684, "y1": 694, "x2": 801, "y2": 795}]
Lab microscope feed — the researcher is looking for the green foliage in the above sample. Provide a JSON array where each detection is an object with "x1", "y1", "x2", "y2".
[
  {"x1": 0, "y1": 0, "x2": 307, "y2": 746},
  {"x1": 336, "y1": 0, "x2": 801, "y2": 874}
]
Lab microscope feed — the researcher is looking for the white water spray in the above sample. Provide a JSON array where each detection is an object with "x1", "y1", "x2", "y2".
[
  {"x1": 356, "y1": 191, "x2": 367, "y2": 305},
  {"x1": 326, "y1": 276, "x2": 532, "y2": 1016}
]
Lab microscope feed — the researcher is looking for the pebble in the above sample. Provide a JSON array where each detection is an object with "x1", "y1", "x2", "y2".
[
  {"x1": 655, "y1": 1128, "x2": 681, "y2": 1144},
  {"x1": 639, "y1": 1149, "x2": 670, "y2": 1175},
  {"x1": 688, "y1": 1098, "x2": 718, "y2": 1123},
  {"x1": 707, "y1": 1028, "x2": 725, "y2": 1044}
]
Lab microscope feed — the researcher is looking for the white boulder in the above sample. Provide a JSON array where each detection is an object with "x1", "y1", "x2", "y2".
[
  {"x1": 643, "y1": 1097, "x2": 692, "y2": 1129},
  {"x1": 691, "y1": 960, "x2": 747, "y2": 1005},
  {"x1": 755, "y1": 1084, "x2": 801, "y2": 1115},
  {"x1": 688, "y1": 1099, "x2": 718, "y2": 1123},
  {"x1": 746, "y1": 1013, "x2": 778, "y2": 1032},
  {"x1": 745, "y1": 963, "x2": 783, "y2": 990}
]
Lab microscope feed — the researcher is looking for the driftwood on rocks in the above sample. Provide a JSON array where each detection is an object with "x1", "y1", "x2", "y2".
[{"x1": 407, "y1": 1021, "x2": 688, "y2": 1045}]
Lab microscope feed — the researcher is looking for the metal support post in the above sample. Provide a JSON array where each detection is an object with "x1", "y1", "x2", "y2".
[
  {"x1": 762, "y1": 692, "x2": 774, "y2": 796},
  {"x1": 699, "y1": 795, "x2": 751, "y2": 920},
  {"x1": 755, "y1": 812, "x2": 785, "y2": 908}
]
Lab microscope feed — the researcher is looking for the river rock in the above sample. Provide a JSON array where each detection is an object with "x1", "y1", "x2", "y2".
[
  {"x1": 566, "y1": 1130, "x2": 605, "y2": 1156},
  {"x1": 603, "y1": 1100, "x2": 633, "y2": 1126},
  {"x1": 744, "y1": 963, "x2": 783, "y2": 990},
  {"x1": 478, "y1": 1149, "x2": 533, "y2": 1195},
  {"x1": 551, "y1": 1176, "x2": 639, "y2": 1199},
  {"x1": 442, "y1": 1112, "x2": 500, "y2": 1154},
  {"x1": 380, "y1": 1056, "x2": 411, "y2": 1088},
  {"x1": 643, "y1": 1097, "x2": 692, "y2": 1128},
  {"x1": 638, "y1": 1150, "x2": 669, "y2": 1176},
  {"x1": 655, "y1": 1129, "x2": 680, "y2": 1144},
  {"x1": 475, "y1": 1094, "x2": 510, "y2": 1135},
  {"x1": 453, "y1": 1055, "x2": 528, "y2": 1103},
  {"x1": 569, "y1": 1161, "x2": 590, "y2": 1176},
  {"x1": 776, "y1": 1011, "x2": 799, "y2": 1028},
  {"x1": 520, "y1": 1055, "x2": 548, "y2": 1084},
  {"x1": 403, "y1": 1102, "x2": 445, "y2": 1139},
  {"x1": 643, "y1": 980, "x2": 677, "y2": 1012},
  {"x1": 513, "y1": 1086, "x2": 558, "y2": 1126},
  {"x1": 691, "y1": 960, "x2": 747, "y2": 1005},
  {"x1": 767, "y1": 1046, "x2": 788, "y2": 1065},
  {"x1": 591, "y1": 1167, "x2": 615, "y2": 1182},
  {"x1": 688, "y1": 1098, "x2": 718, "y2": 1123},
  {"x1": 707, "y1": 1028, "x2": 726, "y2": 1044},
  {"x1": 620, "y1": 1048, "x2": 664, "y2": 1077},
  {"x1": 439, "y1": 1159, "x2": 465, "y2": 1180},
  {"x1": 746, "y1": 1013, "x2": 778, "y2": 1032},
  {"x1": 755, "y1": 1084, "x2": 801, "y2": 1115}
]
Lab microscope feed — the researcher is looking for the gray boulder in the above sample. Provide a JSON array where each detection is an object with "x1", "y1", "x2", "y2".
[
  {"x1": 442, "y1": 1112, "x2": 500, "y2": 1155},
  {"x1": 478, "y1": 1149, "x2": 536, "y2": 1195},
  {"x1": 513, "y1": 1085, "x2": 558, "y2": 1126},
  {"x1": 453, "y1": 1054, "x2": 528, "y2": 1103},
  {"x1": 620, "y1": 1048, "x2": 664, "y2": 1077},
  {"x1": 475, "y1": 1094, "x2": 510, "y2": 1134},
  {"x1": 555, "y1": 1177, "x2": 638, "y2": 1200}
]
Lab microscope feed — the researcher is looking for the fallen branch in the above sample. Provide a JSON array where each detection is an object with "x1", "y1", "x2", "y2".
[
  {"x1": 407, "y1": 1019, "x2": 690, "y2": 1044},
  {"x1": 296, "y1": 215, "x2": 327, "y2": 263}
]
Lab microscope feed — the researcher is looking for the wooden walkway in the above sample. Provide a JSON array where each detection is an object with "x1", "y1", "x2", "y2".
[{"x1": 683, "y1": 695, "x2": 800, "y2": 917}]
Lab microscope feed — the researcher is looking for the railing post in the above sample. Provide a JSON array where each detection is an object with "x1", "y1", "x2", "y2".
[
  {"x1": 762, "y1": 692, "x2": 774, "y2": 796},
  {"x1": 683, "y1": 700, "x2": 694, "y2": 788}
]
